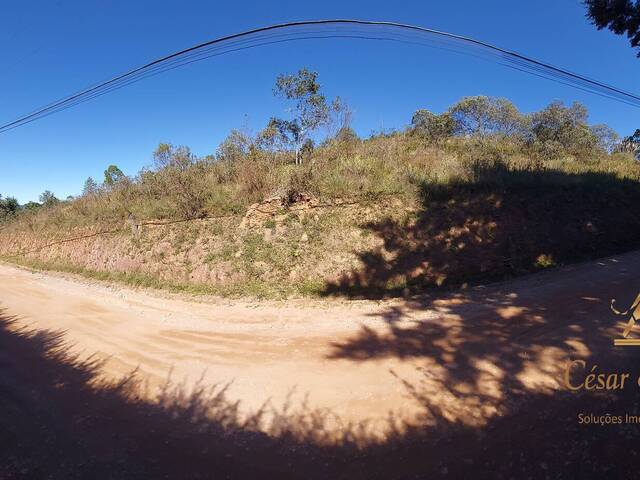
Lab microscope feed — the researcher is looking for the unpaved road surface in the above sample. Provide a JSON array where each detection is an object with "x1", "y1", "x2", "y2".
[{"x1": 1, "y1": 253, "x2": 639, "y2": 437}]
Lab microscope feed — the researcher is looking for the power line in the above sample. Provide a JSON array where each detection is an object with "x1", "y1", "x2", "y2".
[{"x1": 1, "y1": 19, "x2": 639, "y2": 134}]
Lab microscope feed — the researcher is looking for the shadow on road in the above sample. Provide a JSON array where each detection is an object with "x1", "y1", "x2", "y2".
[{"x1": 3, "y1": 256, "x2": 640, "y2": 480}]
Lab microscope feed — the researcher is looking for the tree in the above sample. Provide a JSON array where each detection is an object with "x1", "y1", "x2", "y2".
[
  {"x1": 0, "y1": 194, "x2": 19, "y2": 220},
  {"x1": 152, "y1": 143, "x2": 204, "y2": 219},
  {"x1": 104, "y1": 165, "x2": 125, "y2": 187},
  {"x1": 448, "y1": 96, "x2": 527, "y2": 138},
  {"x1": 411, "y1": 109, "x2": 455, "y2": 143},
  {"x1": 590, "y1": 123, "x2": 620, "y2": 152},
  {"x1": 216, "y1": 129, "x2": 254, "y2": 164},
  {"x1": 585, "y1": 0, "x2": 640, "y2": 55},
  {"x1": 617, "y1": 128, "x2": 640, "y2": 157},
  {"x1": 530, "y1": 101, "x2": 599, "y2": 155},
  {"x1": 39, "y1": 190, "x2": 59, "y2": 208},
  {"x1": 82, "y1": 177, "x2": 99, "y2": 197},
  {"x1": 257, "y1": 118, "x2": 296, "y2": 153},
  {"x1": 153, "y1": 143, "x2": 195, "y2": 171},
  {"x1": 268, "y1": 68, "x2": 334, "y2": 164}
]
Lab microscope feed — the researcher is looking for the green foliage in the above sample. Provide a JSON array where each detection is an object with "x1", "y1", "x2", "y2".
[
  {"x1": 585, "y1": 0, "x2": 640, "y2": 55},
  {"x1": 3, "y1": 67, "x2": 639, "y2": 301},
  {"x1": 216, "y1": 129, "x2": 254, "y2": 165},
  {"x1": 1, "y1": 80, "x2": 634, "y2": 234},
  {"x1": 590, "y1": 123, "x2": 620, "y2": 152},
  {"x1": 259, "y1": 117, "x2": 301, "y2": 153},
  {"x1": 149, "y1": 143, "x2": 207, "y2": 219},
  {"x1": 618, "y1": 128, "x2": 640, "y2": 158},
  {"x1": 530, "y1": 101, "x2": 602, "y2": 158},
  {"x1": 265, "y1": 68, "x2": 337, "y2": 164},
  {"x1": 104, "y1": 165, "x2": 126, "y2": 187},
  {"x1": 38, "y1": 190, "x2": 59, "y2": 208},
  {"x1": 22, "y1": 201, "x2": 41, "y2": 211},
  {"x1": 411, "y1": 109, "x2": 455, "y2": 143},
  {"x1": 448, "y1": 96, "x2": 528, "y2": 138},
  {"x1": 0, "y1": 194, "x2": 19, "y2": 220},
  {"x1": 82, "y1": 177, "x2": 99, "y2": 197},
  {"x1": 153, "y1": 143, "x2": 195, "y2": 171}
]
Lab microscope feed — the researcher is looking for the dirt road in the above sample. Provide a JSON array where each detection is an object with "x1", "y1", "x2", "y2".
[{"x1": 1, "y1": 252, "x2": 638, "y2": 437}]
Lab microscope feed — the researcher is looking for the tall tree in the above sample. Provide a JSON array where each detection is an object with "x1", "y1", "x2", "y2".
[
  {"x1": 267, "y1": 68, "x2": 333, "y2": 165},
  {"x1": 585, "y1": 0, "x2": 640, "y2": 55},
  {"x1": 82, "y1": 177, "x2": 99, "y2": 196}
]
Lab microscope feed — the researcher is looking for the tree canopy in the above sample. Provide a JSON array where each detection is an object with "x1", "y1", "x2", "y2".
[
  {"x1": 0, "y1": 195, "x2": 19, "y2": 220},
  {"x1": 411, "y1": 110, "x2": 455, "y2": 143},
  {"x1": 411, "y1": 97, "x2": 622, "y2": 158},
  {"x1": 39, "y1": 190, "x2": 59, "y2": 208},
  {"x1": 104, "y1": 165, "x2": 126, "y2": 187},
  {"x1": 448, "y1": 96, "x2": 527, "y2": 138},
  {"x1": 585, "y1": 0, "x2": 640, "y2": 55},
  {"x1": 83, "y1": 177, "x2": 99, "y2": 197},
  {"x1": 262, "y1": 68, "x2": 337, "y2": 164}
]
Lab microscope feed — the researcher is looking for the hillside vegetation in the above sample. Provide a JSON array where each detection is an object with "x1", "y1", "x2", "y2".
[{"x1": 2, "y1": 69, "x2": 640, "y2": 298}]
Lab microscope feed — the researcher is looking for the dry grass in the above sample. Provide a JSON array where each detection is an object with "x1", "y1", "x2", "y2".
[
  {"x1": 6, "y1": 133, "x2": 638, "y2": 234},
  {"x1": 2, "y1": 133, "x2": 640, "y2": 299}
]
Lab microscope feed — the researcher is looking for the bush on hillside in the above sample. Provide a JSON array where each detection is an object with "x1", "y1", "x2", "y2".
[{"x1": 2, "y1": 82, "x2": 639, "y2": 233}]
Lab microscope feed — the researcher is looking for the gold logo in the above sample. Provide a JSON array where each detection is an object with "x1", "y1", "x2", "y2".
[{"x1": 612, "y1": 293, "x2": 640, "y2": 346}]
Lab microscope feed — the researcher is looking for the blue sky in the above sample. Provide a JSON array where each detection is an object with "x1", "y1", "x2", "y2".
[{"x1": 1, "y1": 0, "x2": 639, "y2": 203}]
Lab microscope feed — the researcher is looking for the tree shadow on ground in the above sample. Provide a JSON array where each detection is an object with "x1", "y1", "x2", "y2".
[
  {"x1": 2, "y1": 287, "x2": 640, "y2": 479},
  {"x1": 323, "y1": 166, "x2": 640, "y2": 299},
  {"x1": 329, "y1": 250, "x2": 640, "y2": 420},
  {"x1": 316, "y1": 166, "x2": 640, "y2": 477}
]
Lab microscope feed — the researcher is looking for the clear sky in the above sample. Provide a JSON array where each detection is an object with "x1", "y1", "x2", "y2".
[{"x1": 1, "y1": 0, "x2": 639, "y2": 203}]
